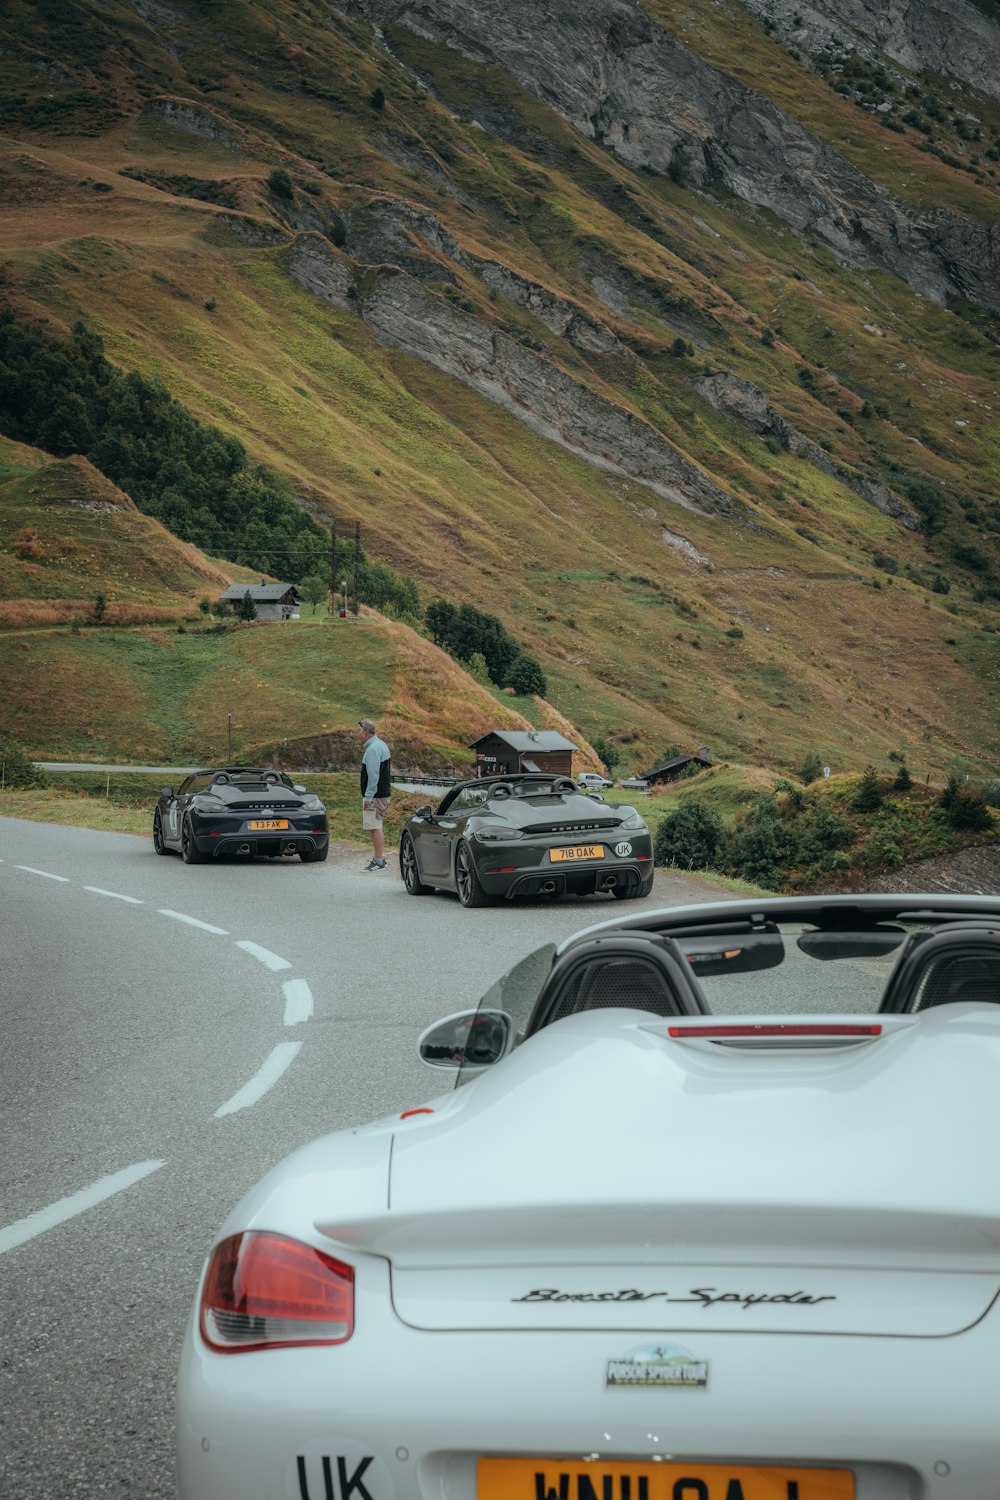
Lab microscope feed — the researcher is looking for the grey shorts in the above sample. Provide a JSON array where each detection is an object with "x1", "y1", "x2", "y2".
[{"x1": 362, "y1": 796, "x2": 390, "y2": 830}]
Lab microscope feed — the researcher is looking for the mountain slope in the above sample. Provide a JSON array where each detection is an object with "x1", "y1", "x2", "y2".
[{"x1": 0, "y1": 0, "x2": 997, "y2": 777}]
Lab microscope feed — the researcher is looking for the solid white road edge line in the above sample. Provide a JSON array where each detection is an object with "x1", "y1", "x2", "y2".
[
  {"x1": 0, "y1": 1160, "x2": 166, "y2": 1256},
  {"x1": 214, "y1": 1042, "x2": 302, "y2": 1117},
  {"x1": 235, "y1": 940, "x2": 293, "y2": 971},
  {"x1": 282, "y1": 978, "x2": 314, "y2": 1026},
  {"x1": 84, "y1": 886, "x2": 144, "y2": 905},
  {"x1": 158, "y1": 908, "x2": 229, "y2": 935},
  {"x1": 15, "y1": 865, "x2": 69, "y2": 882}
]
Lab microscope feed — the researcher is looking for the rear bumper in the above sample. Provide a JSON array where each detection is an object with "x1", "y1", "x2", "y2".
[
  {"x1": 177, "y1": 1255, "x2": 1000, "y2": 1500},
  {"x1": 474, "y1": 836, "x2": 654, "y2": 899},
  {"x1": 190, "y1": 823, "x2": 329, "y2": 859},
  {"x1": 502, "y1": 861, "x2": 653, "y2": 898}
]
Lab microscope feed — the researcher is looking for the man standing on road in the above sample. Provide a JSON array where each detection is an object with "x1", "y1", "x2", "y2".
[{"x1": 357, "y1": 717, "x2": 391, "y2": 871}]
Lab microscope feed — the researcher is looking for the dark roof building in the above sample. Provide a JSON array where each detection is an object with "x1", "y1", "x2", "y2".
[
  {"x1": 219, "y1": 583, "x2": 300, "y2": 621},
  {"x1": 640, "y1": 747, "x2": 713, "y2": 785},
  {"x1": 469, "y1": 729, "x2": 577, "y2": 777}
]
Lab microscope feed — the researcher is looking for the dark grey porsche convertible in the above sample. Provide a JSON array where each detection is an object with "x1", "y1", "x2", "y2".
[
  {"x1": 399, "y1": 773, "x2": 654, "y2": 907},
  {"x1": 153, "y1": 767, "x2": 329, "y2": 865}
]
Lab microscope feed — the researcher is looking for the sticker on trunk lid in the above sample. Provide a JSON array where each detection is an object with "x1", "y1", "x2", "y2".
[{"x1": 606, "y1": 1343, "x2": 709, "y2": 1388}]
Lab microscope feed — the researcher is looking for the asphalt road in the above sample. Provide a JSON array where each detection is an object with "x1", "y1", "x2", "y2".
[{"x1": 0, "y1": 816, "x2": 728, "y2": 1500}]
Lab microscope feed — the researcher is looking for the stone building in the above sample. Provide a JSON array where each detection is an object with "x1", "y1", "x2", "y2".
[{"x1": 219, "y1": 583, "x2": 300, "y2": 621}]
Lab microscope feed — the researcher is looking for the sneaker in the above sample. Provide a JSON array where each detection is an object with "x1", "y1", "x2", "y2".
[{"x1": 362, "y1": 858, "x2": 387, "y2": 871}]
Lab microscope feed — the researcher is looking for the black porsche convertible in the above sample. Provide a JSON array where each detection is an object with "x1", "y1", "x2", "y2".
[
  {"x1": 399, "y1": 773, "x2": 654, "y2": 906},
  {"x1": 153, "y1": 767, "x2": 329, "y2": 865}
]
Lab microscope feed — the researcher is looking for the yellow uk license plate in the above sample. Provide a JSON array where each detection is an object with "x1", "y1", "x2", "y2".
[
  {"x1": 248, "y1": 819, "x2": 288, "y2": 830},
  {"x1": 478, "y1": 1458, "x2": 854, "y2": 1498},
  {"x1": 549, "y1": 844, "x2": 604, "y2": 862}
]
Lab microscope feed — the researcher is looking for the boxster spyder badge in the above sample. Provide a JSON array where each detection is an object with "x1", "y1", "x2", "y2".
[{"x1": 607, "y1": 1343, "x2": 709, "y2": 1389}]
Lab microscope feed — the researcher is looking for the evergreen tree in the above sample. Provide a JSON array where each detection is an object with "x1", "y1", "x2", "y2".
[
  {"x1": 93, "y1": 591, "x2": 107, "y2": 623},
  {"x1": 799, "y1": 750, "x2": 823, "y2": 785},
  {"x1": 892, "y1": 763, "x2": 912, "y2": 791},
  {"x1": 239, "y1": 590, "x2": 257, "y2": 621},
  {"x1": 852, "y1": 765, "x2": 883, "y2": 812}
]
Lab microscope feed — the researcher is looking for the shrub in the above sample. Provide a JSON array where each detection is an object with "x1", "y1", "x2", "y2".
[
  {"x1": 653, "y1": 801, "x2": 726, "y2": 870},
  {"x1": 0, "y1": 734, "x2": 47, "y2": 790},
  {"x1": 505, "y1": 653, "x2": 547, "y2": 697},
  {"x1": 799, "y1": 750, "x2": 823, "y2": 785},
  {"x1": 93, "y1": 591, "x2": 107, "y2": 624},
  {"x1": 369, "y1": 86, "x2": 385, "y2": 110},
  {"x1": 267, "y1": 167, "x2": 293, "y2": 199}
]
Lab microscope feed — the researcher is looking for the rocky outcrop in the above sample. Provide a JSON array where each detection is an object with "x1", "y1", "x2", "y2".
[
  {"x1": 345, "y1": 195, "x2": 624, "y2": 353},
  {"x1": 742, "y1": 0, "x2": 1000, "y2": 104},
  {"x1": 354, "y1": 0, "x2": 1000, "y2": 314},
  {"x1": 140, "y1": 97, "x2": 248, "y2": 152},
  {"x1": 287, "y1": 234, "x2": 733, "y2": 516},
  {"x1": 692, "y1": 372, "x2": 921, "y2": 529}
]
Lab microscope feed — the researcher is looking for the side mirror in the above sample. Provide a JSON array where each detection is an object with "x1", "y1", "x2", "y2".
[
  {"x1": 418, "y1": 1009, "x2": 513, "y2": 1070},
  {"x1": 160, "y1": 786, "x2": 174, "y2": 799},
  {"x1": 586, "y1": 791, "x2": 606, "y2": 802},
  {"x1": 293, "y1": 784, "x2": 307, "y2": 794},
  {"x1": 414, "y1": 804, "x2": 433, "y2": 819}
]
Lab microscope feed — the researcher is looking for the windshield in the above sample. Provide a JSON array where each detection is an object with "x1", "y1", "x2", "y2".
[{"x1": 453, "y1": 912, "x2": 956, "y2": 1085}]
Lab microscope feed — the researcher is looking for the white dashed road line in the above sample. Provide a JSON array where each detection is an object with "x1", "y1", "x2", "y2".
[
  {"x1": 15, "y1": 865, "x2": 69, "y2": 882},
  {"x1": 214, "y1": 1042, "x2": 302, "y2": 1117},
  {"x1": 0, "y1": 1160, "x2": 166, "y2": 1256},
  {"x1": 235, "y1": 940, "x2": 293, "y2": 971},
  {"x1": 282, "y1": 978, "x2": 314, "y2": 1027},
  {"x1": 158, "y1": 908, "x2": 229, "y2": 935},
  {"x1": 84, "y1": 886, "x2": 144, "y2": 905}
]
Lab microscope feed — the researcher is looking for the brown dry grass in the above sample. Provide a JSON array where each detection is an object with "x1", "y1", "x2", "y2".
[{"x1": 0, "y1": 599, "x2": 198, "y2": 628}]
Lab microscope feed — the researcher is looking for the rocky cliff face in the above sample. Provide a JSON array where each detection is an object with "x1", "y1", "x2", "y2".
[
  {"x1": 742, "y1": 0, "x2": 1000, "y2": 103},
  {"x1": 286, "y1": 233, "x2": 734, "y2": 516},
  {"x1": 354, "y1": 0, "x2": 1000, "y2": 314},
  {"x1": 691, "y1": 372, "x2": 922, "y2": 529}
]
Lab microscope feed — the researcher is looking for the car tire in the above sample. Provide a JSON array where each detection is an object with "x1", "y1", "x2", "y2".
[
  {"x1": 300, "y1": 846, "x2": 328, "y2": 863},
  {"x1": 400, "y1": 833, "x2": 432, "y2": 895},
  {"x1": 152, "y1": 809, "x2": 169, "y2": 856},
  {"x1": 455, "y1": 839, "x2": 490, "y2": 908},
  {"x1": 180, "y1": 816, "x2": 205, "y2": 865},
  {"x1": 612, "y1": 875, "x2": 652, "y2": 900}
]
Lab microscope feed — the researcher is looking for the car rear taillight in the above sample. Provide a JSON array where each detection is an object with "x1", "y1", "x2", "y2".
[{"x1": 200, "y1": 1231, "x2": 354, "y2": 1352}]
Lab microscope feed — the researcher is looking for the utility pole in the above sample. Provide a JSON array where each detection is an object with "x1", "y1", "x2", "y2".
[
  {"x1": 329, "y1": 518, "x2": 338, "y2": 620},
  {"x1": 352, "y1": 519, "x2": 361, "y2": 616}
]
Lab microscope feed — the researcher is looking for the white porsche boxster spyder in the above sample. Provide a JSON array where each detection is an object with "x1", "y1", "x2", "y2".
[{"x1": 177, "y1": 894, "x2": 1000, "y2": 1500}]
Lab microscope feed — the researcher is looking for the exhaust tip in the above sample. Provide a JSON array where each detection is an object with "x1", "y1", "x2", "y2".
[
  {"x1": 238, "y1": 843, "x2": 251, "y2": 855},
  {"x1": 541, "y1": 879, "x2": 556, "y2": 893},
  {"x1": 606, "y1": 875, "x2": 618, "y2": 889}
]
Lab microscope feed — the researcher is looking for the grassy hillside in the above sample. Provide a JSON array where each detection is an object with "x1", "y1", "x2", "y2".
[
  {"x1": 0, "y1": 0, "x2": 997, "y2": 783},
  {"x1": 0, "y1": 435, "x2": 263, "y2": 621},
  {"x1": 0, "y1": 607, "x2": 598, "y2": 772}
]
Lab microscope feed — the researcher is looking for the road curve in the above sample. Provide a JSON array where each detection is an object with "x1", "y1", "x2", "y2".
[{"x1": 0, "y1": 815, "x2": 724, "y2": 1498}]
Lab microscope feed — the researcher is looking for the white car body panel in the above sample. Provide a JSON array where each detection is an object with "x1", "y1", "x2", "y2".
[{"x1": 178, "y1": 897, "x2": 1000, "y2": 1500}]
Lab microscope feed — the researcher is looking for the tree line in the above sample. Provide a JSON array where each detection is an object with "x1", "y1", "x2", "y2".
[{"x1": 425, "y1": 600, "x2": 547, "y2": 696}]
